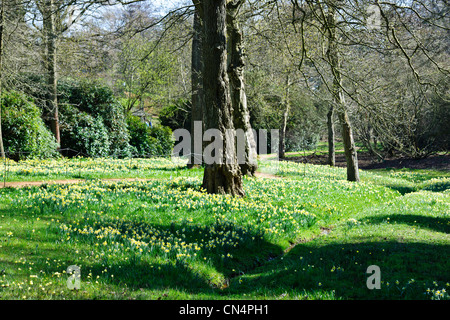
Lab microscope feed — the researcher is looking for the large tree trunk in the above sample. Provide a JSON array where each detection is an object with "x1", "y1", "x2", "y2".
[
  {"x1": 43, "y1": 0, "x2": 60, "y2": 147},
  {"x1": 326, "y1": 8, "x2": 359, "y2": 182},
  {"x1": 200, "y1": 0, "x2": 244, "y2": 196},
  {"x1": 226, "y1": 0, "x2": 257, "y2": 176},
  {"x1": 0, "y1": 0, "x2": 5, "y2": 159},
  {"x1": 327, "y1": 104, "x2": 335, "y2": 166},
  {"x1": 188, "y1": 7, "x2": 204, "y2": 168},
  {"x1": 279, "y1": 74, "x2": 291, "y2": 159}
]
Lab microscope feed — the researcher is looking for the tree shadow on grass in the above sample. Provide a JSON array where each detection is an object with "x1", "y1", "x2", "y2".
[
  {"x1": 2, "y1": 210, "x2": 449, "y2": 300},
  {"x1": 383, "y1": 184, "x2": 417, "y2": 195},
  {"x1": 60, "y1": 218, "x2": 284, "y2": 297},
  {"x1": 381, "y1": 180, "x2": 449, "y2": 195},
  {"x1": 223, "y1": 240, "x2": 450, "y2": 300},
  {"x1": 3, "y1": 182, "x2": 449, "y2": 300},
  {"x1": 363, "y1": 214, "x2": 450, "y2": 234},
  {"x1": 71, "y1": 214, "x2": 449, "y2": 299},
  {"x1": 86, "y1": 258, "x2": 218, "y2": 295},
  {"x1": 0, "y1": 216, "x2": 248, "y2": 298}
]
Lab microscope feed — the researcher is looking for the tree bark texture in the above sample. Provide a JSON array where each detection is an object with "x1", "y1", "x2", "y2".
[
  {"x1": 0, "y1": 0, "x2": 5, "y2": 159},
  {"x1": 279, "y1": 74, "x2": 291, "y2": 159},
  {"x1": 226, "y1": 0, "x2": 257, "y2": 176},
  {"x1": 43, "y1": 0, "x2": 60, "y2": 147},
  {"x1": 201, "y1": 0, "x2": 244, "y2": 196},
  {"x1": 327, "y1": 105, "x2": 335, "y2": 166},
  {"x1": 188, "y1": 7, "x2": 204, "y2": 168},
  {"x1": 326, "y1": 8, "x2": 359, "y2": 182}
]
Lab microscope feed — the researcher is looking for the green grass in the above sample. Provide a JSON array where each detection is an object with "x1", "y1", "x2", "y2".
[
  {"x1": 361, "y1": 168, "x2": 450, "y2": 194},
  {"x1": 0, "y1": 157, "x2": 200, "y2": 183},
  {"x1": 283, "y1": 142, "x2": 341, "y2": 159},
  {"x1": 227, "y1": 190, "x2": 449, "y2": 300},
  {"x1": 0, "y1": 158, "x2": 448, "y2": 300}
]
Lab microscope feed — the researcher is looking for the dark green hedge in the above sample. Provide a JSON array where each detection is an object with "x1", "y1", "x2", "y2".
[
  {"x1": 1, "y1": 91, "x2": 59, "y2": 159},
  {"x1": 58, "y1": 79, "x2": 133, "y2": 157}
]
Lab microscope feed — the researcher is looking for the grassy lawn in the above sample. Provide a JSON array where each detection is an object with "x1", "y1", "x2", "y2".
[
  {"x1": 283, "y1": 141, "x2": 346, "y2": 158},
  {"x1": 0, "y1": 157, "x2": 197, "y2": 183},
  {"x1": 0, "y1": 158, "x2": 448, "y2": 300}
]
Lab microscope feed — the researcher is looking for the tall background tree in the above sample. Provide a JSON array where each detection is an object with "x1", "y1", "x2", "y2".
[
  {"x1": 0, "y1": 0, "x2": 5, "y2": 158},
  {"x1": 188, "y1": 4, "x2": 204, "y2": 168}
]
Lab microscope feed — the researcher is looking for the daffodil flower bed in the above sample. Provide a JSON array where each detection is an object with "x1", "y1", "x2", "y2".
[
  {"x1": 0, "y1": 157, "x2": 191, "y2": 182},
  {"x1": 0, "y1": 158, "x2": 448, "y2": 300}
]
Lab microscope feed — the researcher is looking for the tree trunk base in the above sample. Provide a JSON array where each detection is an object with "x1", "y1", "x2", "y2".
[
  {"x1": 240, "y1": 163, "x2": 257, "y2": 177},
  {"x1": 202, "y1": 164, "x2": 245, "y2": 197}
]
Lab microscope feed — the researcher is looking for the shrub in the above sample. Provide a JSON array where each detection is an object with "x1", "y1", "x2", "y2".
[
  {"x1": 149, "y1": 125, "x2": 175, "y2": 156},
  {"x1": 58, "y1": 78, "x2": 132, "y2": 157},
  {"x1": 74, "y1": 116, "x2": 111, "y2": 157},
  {"x1": 127, "y1": 115, "x2": 174, "y2": 157},
  {"x1": 0, "y1": 91, "x2": 59, "y2": 159}
]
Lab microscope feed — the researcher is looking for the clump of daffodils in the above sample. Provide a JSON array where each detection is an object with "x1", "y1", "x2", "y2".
[{"x1": 346, "y1": 218, "x2": 360, "y2": 228}]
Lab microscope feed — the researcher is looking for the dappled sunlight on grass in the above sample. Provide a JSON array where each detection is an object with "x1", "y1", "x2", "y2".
[{"x1": 0, "y1": 158, "x2": 449, "y2": 299}]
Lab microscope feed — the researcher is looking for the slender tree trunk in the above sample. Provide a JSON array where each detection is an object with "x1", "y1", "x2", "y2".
[
  {"x1": 0, "y1": 0, "x2": 5, "y2": 159},
  {"x1": 226, "y1": 0, "x2": 257, "y2": 176},
  {"x1": 43, "y1": 0, "x2": 60, "y2": 147},
  {"x1": 337, "y1": 105, "x2": 359, "y2": 181},
  {"x1": 279, "y1": 74, "x2": 291, "y2": 159},
  {"x1": 326, "y1": 8, "x2": 359, "y2": 181},
  {"x1": 327, "y1": 104, "x2": 335, "y2": 166},
  {"x1": 188, "y1": 7, "x2": 204, "y2": 168},
  {"x1": 201, "y1": 0, "x2": 244, "y2": 196}
]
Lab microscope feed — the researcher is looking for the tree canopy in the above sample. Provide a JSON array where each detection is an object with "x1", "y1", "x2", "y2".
[{"x1": 0, "y1": 0, "x2": 448, "y2": 193}]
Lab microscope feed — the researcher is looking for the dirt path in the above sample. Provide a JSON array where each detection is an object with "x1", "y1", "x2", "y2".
[
  {"x1": 254, "y1": 172, "x2": 280, "y2": 179},
  {"x1": 1, "y1": 179, "x2": 81, "y2": 189}
]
